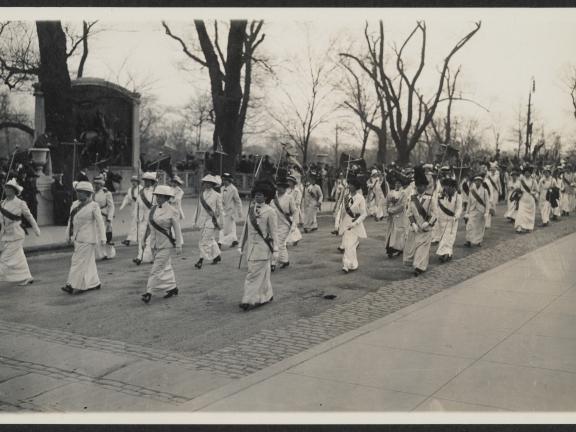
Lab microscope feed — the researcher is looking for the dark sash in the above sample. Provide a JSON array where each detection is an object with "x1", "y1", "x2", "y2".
[
  {"x1": 248, "y1": 206, "x2": 274, "y2": 253},
  {"x1": 488, "y1": 176, "x2": 498, "y2": 190},
  {"x1": 68, "y1": 201, "x2": 89, "y2": 238},
  {"x1": 482, "y1": 182, "x2": 491, "y2": 197},
  {"x1": 148, "y1": 205, "x2": 176, "y2": 247},
  {"x1": 437, "y1": 197, "x2": 455, "y2": 217},
  {"x1": 0, "y1": 205, "x2": 22, "y2": 222},
  {"x1": 140, "y1": 188, "x2": 153, "y2": 209},
  {"x1": 344, "y1": 198, "x2": 359, "y2": 221},
  {"x1": 411, "y1": 195, "x2": 431, "y2": 222},
  {"x1": 462, "y1": 181, "x2": 470, "y2": 195},
  {"x1": 470, "y1": 189, "x2": 486, "y2": 208},
  {"x1": 520, "y1": 179, "x2": 532, "y2": 194},
  {"x1": 200, "y1": 193, "x2": 221, "y2": 229},
  {"x1": 273, "y1": 196, "x2": 293, "y2": 226},
  {"x1": 131, "y1": 186, "x2": 137, "y2": 201}
]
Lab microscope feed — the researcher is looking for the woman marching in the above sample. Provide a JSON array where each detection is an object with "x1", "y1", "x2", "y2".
[
  {"x1": 239, "y1": 180, "x2": 279, "y2": 311},
  {"x1": 62, "y1": 181, "x2": 106, "y2": 295},
  {"x1": 271, "y1": 177, "x2": 298, "y2": 269},
  {"x1": 141, "y1": 185, "x2": 183, "y2": 304},
  {"x1": 0, "y1": 178, "x2": 41, "y2": 286},
  {"x1": 339, "y1": 177, "x2": 368, "y2": 273},
  {"x1": 383, "y1": 172, "x2": 410, "y2": 259},
  {"x1": 515, "y1": 166, "x2": 538, "y2": 234}
]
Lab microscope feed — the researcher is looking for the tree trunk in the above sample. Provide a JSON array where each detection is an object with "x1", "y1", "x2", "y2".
[
  {"x1": 396, "y1": 140, "x2": 411, "y2": 166},
  {"x1": 376, "y1": 129, "x2": 387, "y2": 164},
  {"x1": 36, "y1": 21, "x2": 74, "y2": 181}
]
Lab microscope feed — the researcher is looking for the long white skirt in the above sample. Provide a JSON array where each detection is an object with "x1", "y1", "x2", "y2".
[
  {"x1": 540, "y1": 200, "x2": 551, "y2": 224},
  {"x1": 466, "y1": 211, "x2": 486, "y2": 244},
  {"x1": 342, "y1": 230, "x2": 360, "y2": 270},
  {"x1": 67, "y1": 241, "x2": 100, "y2": 291},
  {"x1": 404, "y1": 230, "x2": 432, "y2": 270},
  {"x1": 275, "y1": 222, "x2": 291, "y2": 265},
  {"x1": 436, "y1": 218, "x2": 458, "y2": 257},
  {"x1": 242, "y1": 259, "x2": 273, "y2": 305},
  {"x1": 219, "y1": 214, "x2": 238, "y2": 247},
  {"x1": 302, "y1": 205, "x2": 319, "y2": 230},
  {"x1": 515, "y1": 194, "x2": 536, "y2": 231},
  {"x1": 125, "y1": 212, "x2": 138, "y2": 243},
  {"x1": 504, "y1": 194, "x2": 517, "y2": 219},
  {"x1": 146, "y1": 247, "x2": 177, "y2": 294},
  {"x1": 386, "y1": 218, "x2": 405, "y2": 252},
  {"x1": 200, "y1": 226, "x2": 220, "y2": 260},
  {"x1": 0, "y1": 239, "x2": 32, "y2": 282},
  {"x1": 136, "y1": 222, "x2": 154, "y2": 263}
]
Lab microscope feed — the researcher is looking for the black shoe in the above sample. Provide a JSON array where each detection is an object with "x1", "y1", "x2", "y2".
[
  {"x1": 231, "y1": 241, "x2": 239, "y2": 247},
  {"x1": 292, "y1": 241, "x2": 299, "y2": 247},
  {"x1": 88, "y1": 284, "x2": 101, "y2": 291},
  {"x1": 331, "y1": 230, "x2": 338, "y2": 235},
  {"x1": 61, "y1": 285, "x2": 73, "y2": 295},
  {"x1": 414, "y1": 268, "x2": 425, "y2": 276},
  {"x1": 217, "y1": 242, "x2": 222, "y2": 248},
  {"x1": 439, "y1": 255, "x2": 446, "y2": 263},
  {"x1": 195, "y1": 259, "x2": 203, "y2": 269},
  {"x1": 464, "y1": 241, "x2": 471, "y2": 248},
  {"x1": 304, "y1": 229, "x2": 309, "y2": 233},
  {"x1": 133, "y1": 258, "x2": 142, "y2": 266},
  {"x1": 271, "y1": 264, "x2": 276, "y2": 272},
  {"x1": 122, "y1": 240, "x2": 130, "y2": 246},
  {"x1": 337, "y1": 247, "x2": 345, "y2": 254},
  {"x1": 212, "y1": 255, "x2": 221, "y2": 265},
  {"x1": 280, "y1": 262, "x2": 290, "y2": 269},
  {"x1": 342, "y1": 268, "x2": 349, "y2": 274},
  {"x1": 164, "y1": 287, "x2": 179, "y2": 299},
  {"x1": 141, "y1": 293, "x2": 151, "y2": 304},
  {"x1": 446, "y1": 255, "x2": 453, "y2": 262}
]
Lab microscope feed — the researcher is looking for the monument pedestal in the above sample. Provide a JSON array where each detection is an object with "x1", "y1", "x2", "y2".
[{"x1": 29, "y1": 148, "x2": 54, "y2": 227}]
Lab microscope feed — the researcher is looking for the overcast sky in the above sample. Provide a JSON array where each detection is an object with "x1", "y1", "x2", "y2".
[{"x1": 10, "y1": 8, "x2": 576, "y2": 154}]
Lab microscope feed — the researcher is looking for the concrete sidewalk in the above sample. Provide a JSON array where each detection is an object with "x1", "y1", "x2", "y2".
[
  {"x1": 24, "y1": 197, "x2": 336, "y2": 253},
  {"x1": 182, "y1": 232, "x2": 576, "y2": 412}
]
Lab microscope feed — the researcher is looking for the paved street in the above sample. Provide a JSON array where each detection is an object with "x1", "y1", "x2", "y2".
[{"x1": 0, "y1": 202, "x2": 575, "y2": 412}]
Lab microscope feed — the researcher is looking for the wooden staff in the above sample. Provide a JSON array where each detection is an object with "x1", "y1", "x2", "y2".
[
  {"x1": 238, "y1": 155, "x2": 264, "y2": 269},
  {"x1": 1, "y1": 146, "x2": 19, "y2": 201}
]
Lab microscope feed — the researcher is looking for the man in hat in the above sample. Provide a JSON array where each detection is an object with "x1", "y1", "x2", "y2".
[
  {"x1": 464, "y1": 174, "x2": 492, "y2": 247},
  {"x1": 404, "y1": 166, "x2": 437, "y2": 276},
  {"x1": 435, "y1": 177, "x2": 462, "y2": 262},
  {"x1": 168, "y1": 175, "x2": 186, "y2": 220},
  {"x1": 537, "y1": 166, "x2": 556, "y2": 227},
  {"x1": 193, "y1": 174, "x2": 223, "y2": 268},
  {"x1": 62, "y1": 181, "x2": 106, "y2": 295},
  {"x1": 515, "y1": 166, "x2": 538, "y2": 234},
  {"x1": 271, "y1": 176, "x2": 298, "y2": 269},
  {"x1": 51, "y1": 172, "x2": 72, "y2": 226},
  {"x1": 504, "y1": 169, "x2": 521, "y2": 222},
  {"x1": 219, "y1": 172, "x2": 243, "y2": 248},
  {"x1": 285, "y1": 175, "x2": 303, "y2": 246},
  {"x1": 383, "y1": 171, "x2": 410, "y2": 258},
  {"x1": 93, "y1": 175, "x2": 116, "y2": 260},
  {"x1": 485, "y1": 162, "x2": 501, "y2": 228},
  {"x1": 338, "y1": 176, "x2": 368, "y2": 273},
  {"x1": 133, "y1": 172, "x2": 158, "y2": 265},
  {"x1": 0, "y1": 178, "x2": 41, "y2": 286},
  {"x1": 119, "y1": 175, "x2": 143, "y2": 246},
  {"x1": 141, "y1": 185, "x2": 183, "y2": 304},
  {"x1": 302, "y1": 173, "x2": 323, "y2": 233},
  {"x1": 239, "y1": 180, "x2": 279, "y2": 311}
]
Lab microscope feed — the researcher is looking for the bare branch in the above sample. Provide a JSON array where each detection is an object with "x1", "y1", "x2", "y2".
[{"x1": 161, "y1": 21, "x2": 208, "y2": 67}]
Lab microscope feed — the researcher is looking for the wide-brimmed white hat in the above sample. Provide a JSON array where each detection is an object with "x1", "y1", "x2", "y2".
[
  {"x1": 130, "y1": 175, "x2": 140, "y2": 182},
  {"x1": 170, "y1": 175, "x2": 184, "y2": 186},
  {"x1": 153, "y1": 185, "x2": 175, "y2": 197},
  {"x1": 371, "y1": 169, "x2": 379, "y2": 176},
  {"x1": 93, "y1": 175, "x2": 105, "y2": 184},
  {"x1": 75, "y1": 181, "x2": 94, "y2": 193},
  {"x1": 142, "y1": 172, "x2": 157, "y2": 181},
  {"x1": 422, "y1": 163, "x2": 433, "y2": 170},
  {"x1": 5, "y1": 178, "x2": 23, "y2": 194},
  {"x1": 201, "y1": 174, "x2": 219, "y2": 185}
]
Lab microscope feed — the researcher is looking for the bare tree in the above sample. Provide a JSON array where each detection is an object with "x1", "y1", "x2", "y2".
[
  {"x1": 270, "y1": 35, "x2": 337, "y2": 165},
  {"x1": 64, "y1": 20, "x2": 99, "y2": 78},
  {"x1": 162, "y1": 20, "x2": 266, "y2": 173},
  {"x1": 336, "y1": 60, "x2": 383, "y2": 160},
  {"x1": 341, "y1": 20, "x2": 481, "y2": 165}
]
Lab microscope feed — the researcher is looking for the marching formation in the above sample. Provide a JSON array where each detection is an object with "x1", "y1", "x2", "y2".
[{"x1": 1, "y1": 156, "x2": 575, "y2": 313}]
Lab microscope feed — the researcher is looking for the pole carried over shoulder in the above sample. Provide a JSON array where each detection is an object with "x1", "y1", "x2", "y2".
[
  {"x1": 238, "y1": 155, "x2": 264, "y2": 269},
  {"x1": 1, "y1": 146, "x2": 20, "y2": 201}
]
